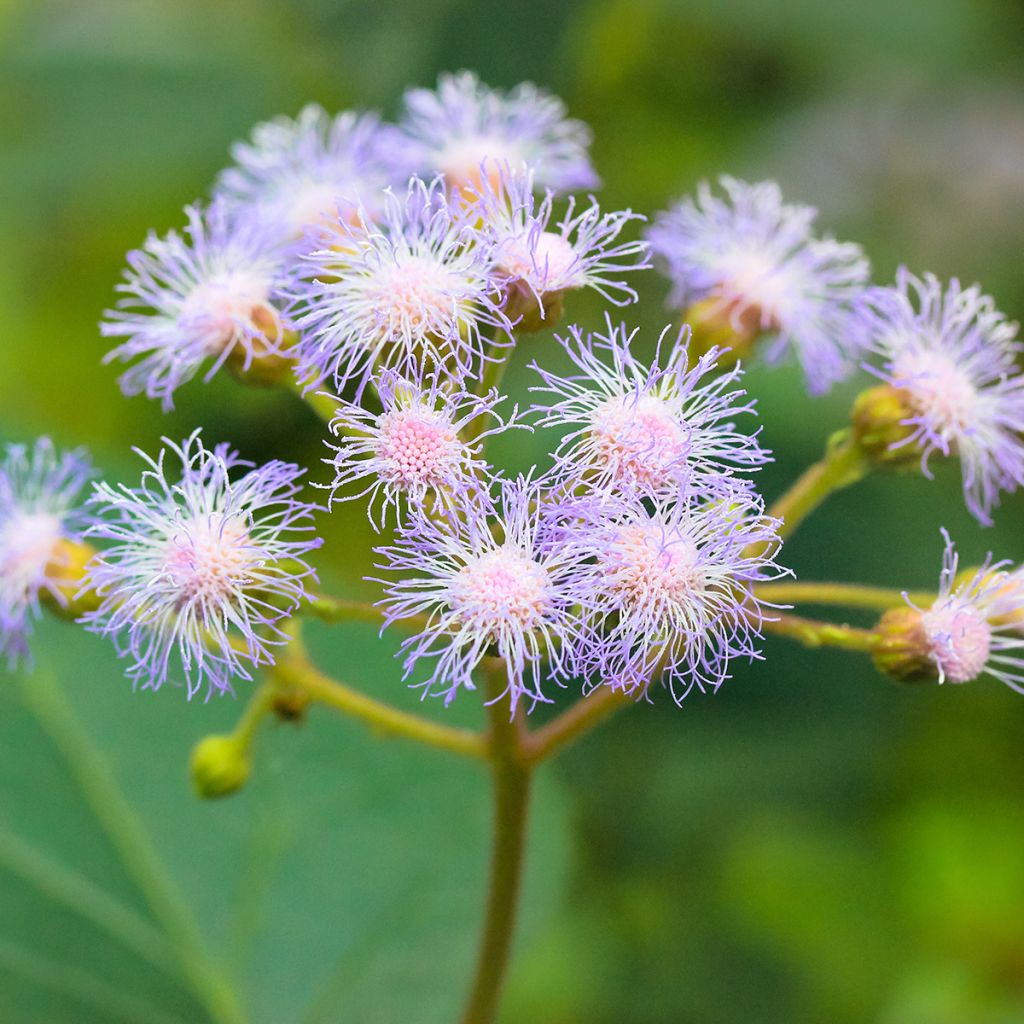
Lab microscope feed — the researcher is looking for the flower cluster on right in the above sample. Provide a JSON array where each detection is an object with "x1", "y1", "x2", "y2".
[{"x1": 3, "y1": 71, "x2": 1024, "y2": 712}]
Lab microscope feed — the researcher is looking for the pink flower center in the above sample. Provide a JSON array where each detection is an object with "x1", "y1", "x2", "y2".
[
  {"x1": 180, "y1": 271, "x2": 276, "y2": 353},
  {"x1": 496, "y1": 232, "x2": 581, "y2": 291},
  {"x1": 375, "y1": 407, "x2": 462, "y2": 489},
  {"x1": 0, "y1": 511, "x2": 63, "y2": 595},
  {"x1": 590, "y1": 394, "x2": 689, "y2": 488},
  {"x1": 922, "y1": 602, "x2": 992, "y2": 683},
  {"x1": 366, "y1": 255, "x2": 465, "y2": 339},
  {"x1": 449, "y1": 545, "x2": 552, "y2": 632},
  {"x1": 163, "y1": 515, "x2": 255, "y2": 605},
  {"x1": 608, "y1": 523, "x2": 703, "y2": 605},
  {"x1": 892, "y1": 349, "x2": 977, "y2": 432}
]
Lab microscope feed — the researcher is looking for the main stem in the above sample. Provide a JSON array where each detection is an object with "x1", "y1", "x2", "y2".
[{"x1": 460, "y1": 660, "x2": 532, "y2": 1024}]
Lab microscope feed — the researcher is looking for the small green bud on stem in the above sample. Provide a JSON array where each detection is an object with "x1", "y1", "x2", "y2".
[
  {"x1": 872, "y1": 607, "x2": 937, "y2": 683},
  {"x1": 850, "y1": 384, "x2": 921, "y2": 468},
  {"x1": 190, "y1": 733, "x2": 251, "y2": 799}
]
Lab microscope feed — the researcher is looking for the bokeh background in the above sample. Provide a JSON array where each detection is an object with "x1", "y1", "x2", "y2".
[{"x1": 3, "y1": 1, "x2": 1024, "y2": 1021}]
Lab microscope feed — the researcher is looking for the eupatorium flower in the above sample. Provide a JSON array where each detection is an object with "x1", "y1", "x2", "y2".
[
  {"x1": 467, "y1": 167, "x2": 649, "y2": 324},
  {"x1": 530, "y1": 317, "x2": 769, "y2": 499},
  {"x1": 646, "y1": 176, "x2": 869, "y2": 394},
  {"x1": 0, "y1": 438, "x2": 94, "y2": 668},
  {"x1": 858, "y1": 270, "x2": 1024, "y2": 525},
  {"x1": 398, "y1": 71, "x2": 598, "y2": 194},
  {"x1": 883, "y1": 531, "x2": 1024, "y2": 691},
  {"x1": 324, "y1": 367, "x2": 524, "y2": 528},
  {"x1": 563, "y1": 488, "x2": 786, "y2": 702},
  {"x1": 82, "y1": 432, "x2": 321, "y2": 698},
  {"x1": 286, "y1": 176, "x2": 512, "y2": 394},
  {"x1": 102, "y1": 201, "x2": 285, "y2": 410},
  {"x1": 215, "y1": 105, "x2": 412, "y2": 242},
  {"x1": 374, "y1": 478, "x2": 585, "y2": 710}
]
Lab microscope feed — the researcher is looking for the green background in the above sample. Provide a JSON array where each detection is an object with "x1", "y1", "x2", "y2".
[{"x1": 2, "y1": 0, "x2": 1024, "y2": 1020}]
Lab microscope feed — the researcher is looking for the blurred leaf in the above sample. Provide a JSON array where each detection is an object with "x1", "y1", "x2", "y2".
[{"x1": 0, "y1": 619, "x2": 569, "y2": 1023}]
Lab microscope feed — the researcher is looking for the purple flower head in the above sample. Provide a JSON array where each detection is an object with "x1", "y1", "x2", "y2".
[
  {"x1": 530, "y1": 316, "x2": 770, "y2": 500},
  {"x1": 323, "y1": 366, "x2": 526, "y2": 529},
  {"x1": 82, "y1": 431, "x2": 321, "y2": 698},
  {"x1": 398, "y1": 71, "x2": 598, "y2": 195},
  {"x1": 562, "y1": 486, "x2": 786, "y2": 702},
  {"x1": 0, "y1": 439, "x2": 94, "y2": 668},
  {"x1": 285, "y1": 176, "x2": 512, "y2": 395},
  {"x1": 374, "y1": 477, "x2": 586, "y2": 711},
  {"x1": 906, "y1": 530, "x2": 1024, "y2": 691},
  {"x1": 646, "y1": 177, "x2": 869, "y2": 394},
  {"x1": 465, "y1": 165, "x2": 649, "y2": 319},
  {"x1": 102, "y1": 200, "x2": 286, "y2": 411},
  {"x1": 214, "y1": 105, "x2": 415, "y2": 243},
  {"x1": 859, "y1": 269, "x2": 1024, "y2": 525}
]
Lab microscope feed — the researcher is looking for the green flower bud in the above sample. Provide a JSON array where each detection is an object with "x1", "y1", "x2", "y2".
[
  {"x1": 39, "y1": 539, "x2": 103, "y2": 618},
  {"x1": 872, "y1": 607, "x2": 937, "y2": 683},
  {"x1": 850, "y1": 384, "x2": 921, "y2": 468},
  {"x1": 190, "y1": 734, "x2": 251, "y2": 799},
  {"x1": 684, "y1": 296, "x2": 766, "y2": 368}
]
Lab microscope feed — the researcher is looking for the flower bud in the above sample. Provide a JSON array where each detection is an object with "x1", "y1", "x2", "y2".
[
  {"x1": 850, "y1": 385, "x2": 920, "y2": 467},
  {"x1": 225, "y1": 316, "x2": 297, "y2": 388},
  {"x1": 38, "y1": 539, "x2": 102, "y2": 618},
  {"x1": 502, "y1": 282, "x2": 566, "y2": 334},
  {"x1": 872, "y1": 607, "x2": 937, "y2": 683},
  {"x1": 190, "y1": 733, "x2": 251, "y2": 799},
  {"x1": 684, "y1": 297, "x2": 764, "y2": 368}
]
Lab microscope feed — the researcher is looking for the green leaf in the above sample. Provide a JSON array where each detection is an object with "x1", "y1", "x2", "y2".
[{"x1": 0, "y1": 618, "x2": 569, "y2": 1023}]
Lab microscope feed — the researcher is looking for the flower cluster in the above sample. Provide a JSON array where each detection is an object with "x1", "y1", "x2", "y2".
[{"x1": 6, "y1": 70, "x2": 1019, "y2": 715}]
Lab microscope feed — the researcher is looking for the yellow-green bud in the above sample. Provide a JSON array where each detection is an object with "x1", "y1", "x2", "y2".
[
  {"x1": 503, "y1": 282, "x2": 566, "y2": 334},
  {"x1": 226, "y1": 316, "x2": 297, "y2": 388},
  {"x1": 850, "y1": 385, "x2": 921, "y2": 467},
  {"x1": 872, "y1": 607, "x2": 937, "y2": 683},
  {"x1": 684, "y1": 296, "x2": 766, "y2": 367},
  {"x1": 39, "y1": 539, "x2": 103, "y2": 618},
  {"x1": 190, "y1": 734, "x2": 251, "y2": 799}
]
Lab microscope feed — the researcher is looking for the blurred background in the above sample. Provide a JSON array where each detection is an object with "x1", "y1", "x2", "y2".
[{"x1": 2, "y1": 0, "x2": 1024, "y2": 1021}]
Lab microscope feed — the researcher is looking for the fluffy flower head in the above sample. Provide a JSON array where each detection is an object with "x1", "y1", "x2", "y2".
[
  {"x1": 0, "y1": 439, "x2": 94, "y2": 667},
  {"x1": 398, "y1": 71, "x2": 598, "y2": 194},
  {"x1": 531, "y1": 317, "x2": 769, "y2": 499},
  {"x1": 82, "y1": 432, "x2": 320, "y2": 697},
  {"x1": 102, "y1": 201, "x2": 285, "y2": 410},
  {"x1": 286, "y1": 176, "x2": 511, "y2": 393},
  {"x1": 859, "y1": 270, "x2": 1024, "y2": 525},
  {"x1": 647, "y1": 177, "x2": 869, "y2": 394}
]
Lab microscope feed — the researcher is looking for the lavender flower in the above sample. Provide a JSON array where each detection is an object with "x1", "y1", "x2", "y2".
[
  {"x1": 467, "y1": 166, "x2": 649, "y2": 324},
  {"x1": 0, "y1": 439, "x2": 94, "y2": 668},
  {"x1": 530, "y1": 317, "x2": 769, "y2": 500},
  {"x1": 903, "y1": 531, "x2": 1024, "y2": 691},
  {"x1": 215, "y1": 105, "x2": 413, "y2": 242},
  {"x1": 563, "y1": 488, "x2": 786, "y2": 702},
  {"x1": 324, "y1": 367, "x2": 524, "y2": 528},
  {"x1": 102, "y1": 201, "x2": 286, "y2": 410},
  {"x1": 82, "y1": 431, "x2": 321, "y2": 698},
  {"x1": 375, "y1": 478, "x2": 586, "y2": 710},
  {"x1": 646, "y1": 177, "x2": 869, "y2": 394},
  {"x1": 285, "y1": 176, "x2": 511, "y2": 394},
  {"x1": 858, "y1": 270, "x2": 1024, "y2": 525},
  {"x1": 398, "y1": 71, "x2": 598, "y2": 194}
]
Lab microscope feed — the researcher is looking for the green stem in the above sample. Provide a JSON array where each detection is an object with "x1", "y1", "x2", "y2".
[
  {"x1": 304, "y1": 594, "x2": 427, "y2": 631},
  {"x1": 761, "y1": 612, "x2": 880, "y2": 652},
  {"x1": 754, "y1": 581, "x2": 934, "y2": 612},
  {"x1": 269, "y1": 655, "x2": 488, "y2": 760},
  {"x1": 769, "y1": 432, "x2": 869, "y2": 541},
  {"x1": 460, "y1": 659, "x2": 532, "y2": 1024},
  {"x1": 523, "y1": 685, "x2": 634, "y2": 765}
]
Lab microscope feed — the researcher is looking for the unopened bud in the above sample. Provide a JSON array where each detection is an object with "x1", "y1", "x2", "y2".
[
  {"x1": 190, "y1": 733, "x2": 251, "y2": 799},
  {"x1": 872, "y1": 607, "x2": 937, "y2": 683},
  {"x1": 226, "y1": 313, "x2": 297, "y2": 388},
  {"x1": 503, "y1": 282, "x2": 566, "y2": 334},
  {"x1": 39, "y1": 539, "x2": 102, "y2": 618},
  {"x1": 683, "y1": 296, "x2": 769, "y2": 368},
  {"x1": 850, "y1": 385, "x2": 920, "y2": 467}
]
